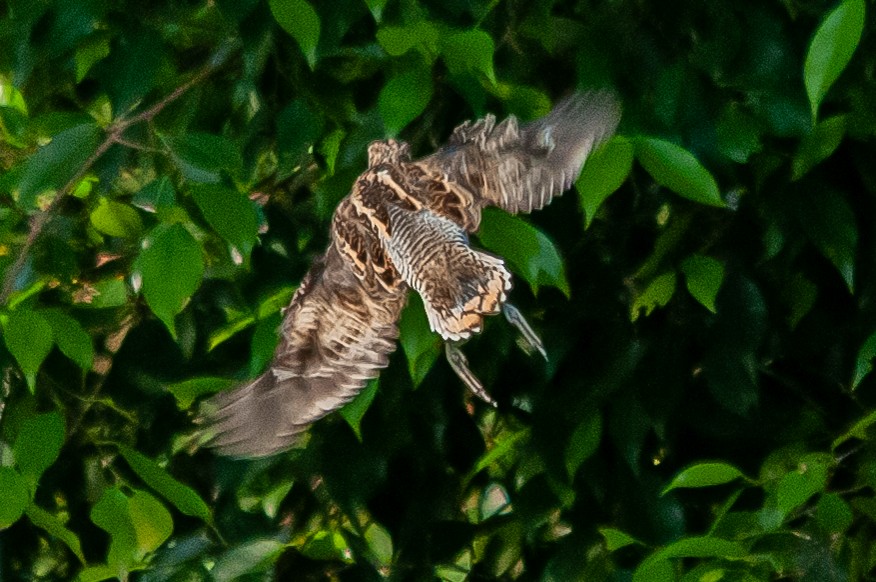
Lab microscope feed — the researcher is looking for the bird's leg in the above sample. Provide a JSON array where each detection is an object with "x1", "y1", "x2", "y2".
[
  {"x1": 445, "y1": 342, "x2": 497, "y2": 407},
  {"x1": 502, "y1": 303, "x2": 548, "y2": 361}
]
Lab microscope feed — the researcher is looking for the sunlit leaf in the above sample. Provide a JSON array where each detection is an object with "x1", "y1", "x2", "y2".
[
  {"x1": 478, "y1": 208, "x2": 569, "y2": 297},
  {"x1": 75, "y1": 35, "x2": 111, "y2": 82},
  {"x1": 804, "y1": 0, "x2": 865, "y2": 119},
  {"x1": 2, "y1": 310, "x2": 53, "y2": 392},
  {"x1": 364, "y1": 0, "x2": 387, "y2": 22},
  {"x1": 792, "y1": 115, "x2": 846, "y2": 180},
  {"x1": 269, "y1": 0, "x2": 320, "y2": 68},
  {"x1": 681, "y1": 255, "x2": 725, "y2": 314},
  {"x1": 832, "y1": 409, "x2": 876, "y2": 450},
  {"x1": 636, "y1": 137, "x2": 725, "y2": 207},
  {"x1": 577, "y1": 136, "x2": 633, "y2": 228},
  {"x1": 0, "y1": 468, "x2": 30, "y2": 529},
  {"x1": 136, "y1": 224, "x2": 205, "y2": 338},
  {"x1": 127, "y1": 489, "x2": 173, "y2": 555},
  {"x1": 479, "y1": 482, "x2": 511, "y2": 521},
  {"x1": 90, "y1": 198, "x2": 144, "y2": 238},
  {"x1": 119, "y1": 446, "x2": 212, "y2": 525},
  {"x1": 379, "y1": 65, "x2": 434, "y2": 136},
  {"x1": 13, "y1": 411, "x2": 65, "y2": 482},
  {"x1": 318, "y1": 129, "x2": 345, "y2": 176},
  {"x1": 630, "y1": 272, "x2": 676, "y2": 322},
  {"x1": 662, "y1": 462, "x2": 746, "y2": 495}
]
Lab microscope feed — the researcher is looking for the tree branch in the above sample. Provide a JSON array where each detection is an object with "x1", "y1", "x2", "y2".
[{"x1": 0, "y1": 45, "x2": 234, "y2": 305}]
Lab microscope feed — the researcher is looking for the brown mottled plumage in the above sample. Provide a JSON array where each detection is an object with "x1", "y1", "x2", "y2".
[{"x1": 200, "y1": 91, "x2": 621, "y2": 457}]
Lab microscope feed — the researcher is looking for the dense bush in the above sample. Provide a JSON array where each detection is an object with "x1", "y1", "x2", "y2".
[{"x1": 1, "y1": 0, "x2": 875, "y2": 579}]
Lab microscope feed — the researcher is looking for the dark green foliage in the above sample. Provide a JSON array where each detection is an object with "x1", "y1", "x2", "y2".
[{"x1": 1, "y1": 0, "x2": 876, "y2": 579}]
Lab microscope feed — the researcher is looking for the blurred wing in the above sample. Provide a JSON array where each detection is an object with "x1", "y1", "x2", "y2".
[
  {"x1": 416, "y1": 91, "x2": 621, "y2": 214},
  {"x1": 200, "y1": 245, "x2": 407, "y2": 457}
]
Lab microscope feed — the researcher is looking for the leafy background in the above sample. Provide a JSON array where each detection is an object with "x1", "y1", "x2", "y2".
[{"x1": 1, "y1": 0, "x2": 875, "y2": 579}]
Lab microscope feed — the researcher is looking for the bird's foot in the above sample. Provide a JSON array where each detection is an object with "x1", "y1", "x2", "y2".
[
  {"x1": 445, "y1": 342, "x2": 497, "y2": 407},
  {"x1": 502, "y1": 303, "x2": 547, "y2": 360}
]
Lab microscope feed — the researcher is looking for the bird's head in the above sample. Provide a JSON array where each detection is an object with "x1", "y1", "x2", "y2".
[{"x1": 367, "y1": 139, "x2": 411, "y2": 168}]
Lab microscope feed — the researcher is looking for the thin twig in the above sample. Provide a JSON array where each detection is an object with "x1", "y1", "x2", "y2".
[{"x1": 0, "y1": 46, "x2": 233, "y2": 304}]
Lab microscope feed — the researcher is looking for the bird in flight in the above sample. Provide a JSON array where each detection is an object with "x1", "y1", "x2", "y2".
[{"x1": 200, "y1": 91, "x2": 621, "y2": 457}]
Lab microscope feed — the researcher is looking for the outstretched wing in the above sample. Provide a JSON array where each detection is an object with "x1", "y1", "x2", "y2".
[
  {"x1": 415, "y1": 91, "x2": 621, "y2": 214},
  {"x1": 199, "y1": 244, "x2": 407, "y2": 457}
]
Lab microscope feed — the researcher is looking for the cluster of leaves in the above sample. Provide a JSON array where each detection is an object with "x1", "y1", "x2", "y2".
[{"x1": 1, "y1": 0, "x2": 876, "y2": 579}]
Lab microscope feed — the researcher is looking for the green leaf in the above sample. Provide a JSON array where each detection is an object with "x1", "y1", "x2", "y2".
[
  {"x1": 655, "y1": 536, "x2": 746, "y2": 560},
  {"x1": 379, "y1": 66, "x2": 434, "y2": 136},
  {"x1": 2, "y1": 310, "x2": 54, "y2": 392},
  {"x1": 599, "y1": 527, "x2": 641, "y2": 552},
  {"x1": 0, "y1": 83, "x2": 28, "y2": 114},
  {"x1": 212, "y1": 539, "x2": 285, "y2": 582},
  {"x1": 565, "y1": 411, "x2": 602, "y2": 478},
  {"x1": 119, "y1": 445, "x2": 213, "y2": 525},
  {"x1": 91, "y1": 487, "x2": 137, "y2": 570},
  {"x1": 364, "y1": 522, "x2": 394, "y2": 568},
  {"x1": 635, "y1": 137, "x2": 725, "y2": 207},
  {"x1": 90, "y1": 198, "x2": 144, "y2": 238},
  {"x1": 72, "y1": 278, "x2": 129, "y2": 309},
  {"x1": 269, "y1": 0, "x2": 320, "y2": 69},
  {"x1": 804, "y1": 0, "x2": 865, "y2": 119},
  {"x1": 340, "y1": 378, "x2": 379, "y2": 441},
  {"x1": 681, "y1": 255, "x2": 725, "y2": 314},
  {"x1": 40, "y1": 310, "x2": 94, "y2": 370},
  {"x1": 26, "y1": 504, "x2": 86, "y2": 563},
  {"x1": 127, "y1": 489, "x2": 173, "y2": 555},
  {"x1": 399, "y1": 294, "x2": 442, "y2": 387},
  {"x1": 792, "y1": 115, "x2": 846, "y2": 180},
  {"x1": 816, "y1": 493, "x2": 853, "y2": 534},
  {"x1": 852, "y1": 332, "x2": 876, "y2": 390},
  {"x1": 250, "y1": 311, "x2": 283, "y2": 377},
  {"x1": 276, "y1": 99, "x2": 324, "y2": 161},
  {"x1": 376, "y1": 22, "x2": 440, "y2": 59},
  {"x1": 662, "y1": 462, "x2": 745, "y2": 495},
  {"x1": 715, "y1": 103, "x2": 763, "y2": 163},
  {"x1": 16, "y1": 123, "x2": 102, "y2": 208},
  {"x1": 164, "y1": 133, "x2": 242, "y2": 184},
  {"x1": 0, "y1": 467, "x2": 30, "y2": 529},
  {"x1": 775, "y1": 454, "x2": 830, "y2": 518},
  {"x1": 477, "y1": 208, "x2": 569, "y2": 297},
  {"x1": 318, "y1": 128, "x2": 345, "y2": 176},
  {"x1": 166, "y1": 377, "x2": 236, "y2": 410},
  {"x1": 132, "y1": 177, "x2": 176, "y2": 213},
  {"x1": 630, "y1": 272, "x2": 677, "y2": 322},
  {"x1": 299, "y1": 530, "x2": 353, "y2": 562},
  {"x1": 364, "y1": 0, "x2": 387, "y2": 22},
  {"x1": 833, "y1": 409, "x2": 876, "y2": 450},
  {"x1": 191, "y1": 184, "x2": 259, "y2": 254},
  {"x1": 74, "y1": 35, "x2": 111, "y2": 82},
  {"x1": 797, "y1": 187, "x2": 857, "y2": 293},
  {"x1": 13, "y1": 411, "x2": 65, "y2": 482},
  {"x1": 577, "y1": 136, "x2": 633, "y2": 228},
  {"x1": 136, "y1": 224, "x2": 205, "y2": 338},
  {"x1": 440, "y1": 29, "x2": 496, "y2": 85}
]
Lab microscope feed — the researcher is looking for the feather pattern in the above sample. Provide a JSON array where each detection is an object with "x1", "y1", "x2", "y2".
[{"x1": 199, "y1": 91, "x2": 621, "y2": 457}]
